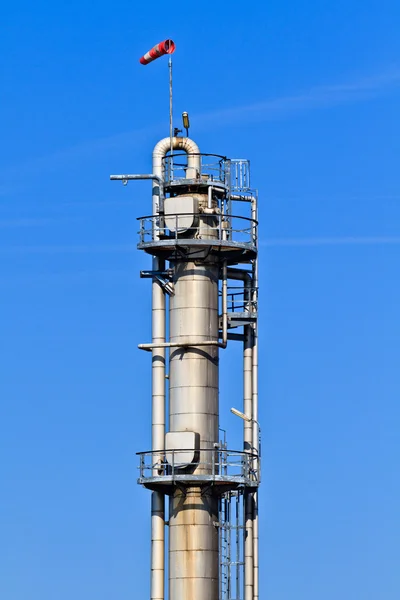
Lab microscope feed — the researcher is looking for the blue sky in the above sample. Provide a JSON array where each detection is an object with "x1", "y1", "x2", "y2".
[{"x1": 1, "y1": 1, "x2": 400, "y2": 599}]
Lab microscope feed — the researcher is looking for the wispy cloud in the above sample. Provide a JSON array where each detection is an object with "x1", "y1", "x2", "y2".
[
  {"x1": 1, "y1": 67, "x2": 399, "y2": 191},
  {"x1": 0, "y1": 217, "x2": 80, "y2": 228},
  {"x1": 199, "y1": 69, "x2": 400, "y2": 124},
  {"x1": 1, "y1": 235, "x2": 400, "y2": 255},
  {"x1": 260, "y1": 236, "x2": 400, "y2": 247},
  {"x1": 0, "y1": 243, "x2": 136, "y2": 254}
]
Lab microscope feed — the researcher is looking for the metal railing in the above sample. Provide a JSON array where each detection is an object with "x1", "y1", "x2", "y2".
[
  {"x1": 162, "y1": 153, "x2": 230, "y2": 186},
  {"x1": 231, "y1": 159, "x2": 251, "y2": 192},
  {"x1": 220, "y1": 285, "x2": 258, "y2": 314},
  {"x1": 137, "y1": 213, "x2": 257, "y2": 248},
  {"x1": 137, "y1": 448, "x2": 260, "y2": 485}
]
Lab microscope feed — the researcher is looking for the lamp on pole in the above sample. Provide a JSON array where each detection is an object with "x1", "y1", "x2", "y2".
[{"x1": 230, "y1": 407, "x2": 261, "y2": 457}]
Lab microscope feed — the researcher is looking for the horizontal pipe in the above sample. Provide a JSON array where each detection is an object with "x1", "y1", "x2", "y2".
[
  {"x1": 230, "y1": 193, "x2": 255, "y2": 202},
  {"x1": 110, "y1": 173, "x2": 162, "y2": 183},
  {"x1": 138, "y1": 339, "x2": 227, "y2": 351},
  {"x1": 110, "y1": 174, "x2": 165, "y2": 215}
]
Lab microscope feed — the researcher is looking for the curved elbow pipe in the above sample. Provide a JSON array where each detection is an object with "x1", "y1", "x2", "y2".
[{"x1": 152, "y1": 137, "x2": 201, "y2": 216}]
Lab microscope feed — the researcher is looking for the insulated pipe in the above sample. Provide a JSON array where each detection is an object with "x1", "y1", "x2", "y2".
[
  {"x1": 245, "y1": 491, "x2": 254, "y2": 600},
  {"x1": 152, "y1": 137, "x2": 200, "y2": 217},
  {"x1": 208, "y1": 185, "x2": 213, "y2": 209},
  {"x1": 222, "y1": 262, "x2": 228, "y2": 346},
  {"x1": 244, "y1": 318, "x2": 253, "y2": 600},
  {"x1": 252, "y1": 330, "x2": 259, "y2": 600},
  {"x1": 229, "y1": 266, "x2": 254, "y2": 600},
  {"x1": 150, "y1": 137, "x2": 201, "y2": 600},
  {"x1": 252, "y1": 199, "x2": 259, "y2": 600},
  {"x1": 151, "y1": 259, "x2": 166, "y2": 600}
]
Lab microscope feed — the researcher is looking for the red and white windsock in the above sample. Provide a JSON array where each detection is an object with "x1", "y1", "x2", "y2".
[{"x1": 139, "y1": 39, "x2": 176, "y2": 65}]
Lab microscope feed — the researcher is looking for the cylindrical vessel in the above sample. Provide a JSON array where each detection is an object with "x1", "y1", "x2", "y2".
[{"x1": 168, "y1": 194, "x2": 220, "y2": 600}]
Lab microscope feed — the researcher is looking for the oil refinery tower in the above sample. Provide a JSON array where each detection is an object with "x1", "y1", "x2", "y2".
[{"x1": 110, "y1": 40, "x2": 260, "y2": 600}]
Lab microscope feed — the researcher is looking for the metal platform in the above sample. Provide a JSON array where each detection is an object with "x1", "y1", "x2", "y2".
[
  {"x1": 137, "y1": 448, "x2": 260, "y2": 494},
  {"x1": 137, "y1": 212, "x2": 258, "y2": 261}
]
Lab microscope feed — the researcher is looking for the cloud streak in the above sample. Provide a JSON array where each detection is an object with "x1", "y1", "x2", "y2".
[
  {"x1": 198, "y1": 69, "x2": 400, "y2": 124},
  {"x1": 1, "y1": 67, "x2": 399, "y2": 194},
  {"x1": 260, "y1": 236, "x2": 400, "y2": 247},
  {"x1": 0, "y1": 217, "x2": 81, "y2": 228},
  {"x1": 1, "y1": 236, "x2": 400, "y2": 255}
]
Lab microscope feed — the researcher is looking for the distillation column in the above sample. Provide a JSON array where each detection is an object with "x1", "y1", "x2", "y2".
[
  {"x1": 111, "y1": 135, "x2": 260, "y2": 600},
  {"x1": 168, "y1": 196, "x2": 220, "y2": 600}
]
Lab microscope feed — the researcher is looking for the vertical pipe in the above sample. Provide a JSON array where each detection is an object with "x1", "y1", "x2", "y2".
[
  {"x1": 252, "y1": 195, "x2": 259, "y2": 600},
  {"x1": 252, "y1": 326, "x2": 259, "y2": 600},
  {"x1": 222, "y1": 261, "x2": 228, "y2": 346},
  {"x1": 244, "y1": 491, "x2": 254, "y2": 600},
  {"x1": 208, "y1": 185, "x2": 213, "y2": 209},
  {"x1": 151, "y1": 142, "x2": 169, "y2": 600},
  {"x1": 244, "y1": 317, "x2": 253, "y2": 600},
  {"x1": 236, "y1": 493, "x2": 240, "y2": 600},
  {"x1": 169, "y1": 58, "x2": 173, "y2": 160},
  {"x1": 151, "y1": 256, "x2": 166, "y2": 600}
]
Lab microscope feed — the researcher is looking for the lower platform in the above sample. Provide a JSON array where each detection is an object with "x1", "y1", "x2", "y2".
[{"x1": 137, "y1": 448, "x2": 260, "y2": 495}]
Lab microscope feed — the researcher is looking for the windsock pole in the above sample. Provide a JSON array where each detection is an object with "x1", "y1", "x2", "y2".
[{"x1": 169, "y1": 57, "x2": 173, "y2": 167}]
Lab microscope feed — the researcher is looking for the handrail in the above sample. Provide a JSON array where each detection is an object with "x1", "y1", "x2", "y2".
[{"x1": 136, "y1": 447, "x2": 261, "y2": 485}]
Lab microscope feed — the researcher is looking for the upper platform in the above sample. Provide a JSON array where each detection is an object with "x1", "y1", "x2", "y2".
[
  {"x1": 137, "y1": 213, "x2": 257, "y2": 262},
  {"x1": 137, "y1": 153, "x2": 258, "y2": 262}
]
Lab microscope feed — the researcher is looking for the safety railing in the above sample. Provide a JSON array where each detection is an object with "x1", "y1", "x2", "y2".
[
  {"x1": 230, "y1": 159, "x2": 251, "y2": 192},
  {"x1": 162, "y1": 153, "x2": 230, "y2": 187},
  {"x1": 137, "y1": 213, "x2": 257, "y2": 248},
  {"x1": 137, "y1": 448, "x2": 260, "y2": 486},
  {"x1": 220, "y1": 285, "x2": 258, "y2": 314}
]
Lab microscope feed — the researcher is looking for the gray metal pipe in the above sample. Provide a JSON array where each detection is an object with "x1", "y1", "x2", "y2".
[
  {"x1": 151, "y1": 255, "x2": 166, "y2": 600},
  {"x1": 138, "y1": 261, "x2": 228, "y2": 351},
  {"x1": 243, "y1": 322, "x2": 254, "y2": 600},
  {"x1": 252, "y1": 197, "x2": 259, "y2": 600},
  {"x1": 150, "y1": 138, "x2": 201, "y2": 600},
  {"x1": 252, "y1": 331, "x2": 259, "y2": 600},
  {"x1": 152, "y1": 136, "x2": 200, "y2": 217},
  {"x1": 229, "y1": 266, "x2": 255, "y2": 600},
  {"x1": 245, "y1": 491, "x2": 254, "y2": 600},
  {"x1": 222, "y1": 261, "x2": 228, "y2": 346}
]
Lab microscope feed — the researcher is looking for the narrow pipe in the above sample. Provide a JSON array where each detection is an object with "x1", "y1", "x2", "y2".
[
  {"x1": 208, "y1": 185, "x2": 213, "y2": 209},
  {"x1": 151, "y1": 256, "x2": 166, "y2": 600},
  {"x1": 244, "y1": 490, "x2": 254, "y2": 600},
  {"x1": 252, "y1": 195, "x2": 259, "y2": 600},
  {"x1": 169, "y1": 58, "x2": 173, "y2": 159},
  {"x1": 149, "y1": 137, "x2": 201, "y2": 600},
  {"x1": 151, "y1": 490, "x2": 165, "y2": 600},
  {"x1": 222, "y1": 261, "x2": 228, "y2": 346},
  {"x1": 110, "y1": 174, "x2": 162, "y2": 182},
  {"x1": 244, "y1": 319, "x2": 253, "y2": 600},
  {"x1": 241, "y1": 263, "x2": 254, "y2": 600},
  {"x1": 252, "y1": 323, "x2": 259, "y2": 600}
]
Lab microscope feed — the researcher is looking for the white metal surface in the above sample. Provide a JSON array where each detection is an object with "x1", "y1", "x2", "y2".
[{"x1": 111, "y1": 134, "x2": 260, "y2": 600}]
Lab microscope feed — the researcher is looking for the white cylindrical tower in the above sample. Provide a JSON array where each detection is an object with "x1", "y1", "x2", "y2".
[{"x1": 111, "y1": 135, "x2": 260, "y2": 600}]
